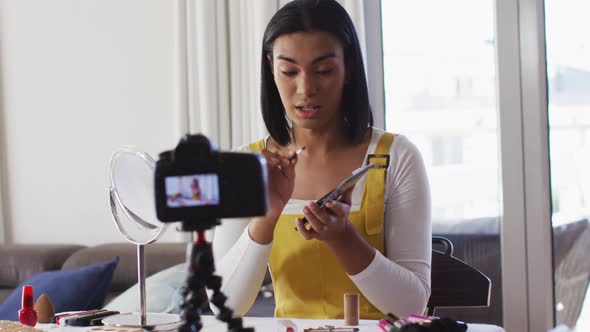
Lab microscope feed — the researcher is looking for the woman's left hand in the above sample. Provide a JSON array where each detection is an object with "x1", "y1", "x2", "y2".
[{"x1": 295, "y1": 186, "x2": 354, "y2": 242}]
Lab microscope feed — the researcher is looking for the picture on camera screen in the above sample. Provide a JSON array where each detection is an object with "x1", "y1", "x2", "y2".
[{"x1": 165, "y1": 174, "x2": 220, "y2": 207}]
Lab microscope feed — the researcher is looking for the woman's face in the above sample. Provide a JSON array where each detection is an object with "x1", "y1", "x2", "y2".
[{"x1": 270, "y1": 31, "x2": 347, "y2": 132}]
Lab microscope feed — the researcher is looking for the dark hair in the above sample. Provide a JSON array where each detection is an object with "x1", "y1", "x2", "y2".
[{"x1": 261, "y1": 0, "x2": 373, "y2": 146}]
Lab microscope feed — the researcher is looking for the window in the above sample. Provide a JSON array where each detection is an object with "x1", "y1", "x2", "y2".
[
  {"x1": 546, "y1": 0, "x2": 590, "y2": 329},
  {"x1": 380, "y1": 0, "x2": 503, "y2": 325},
  {"x1": 381, "y1": 0, "x2": 500, "y2": 224},
  {"x1": 369, "y1": 0, "x2": 587, "y2": 329},
  {"x1": 431, "y1": 135, "x2": 463, "y2": 166}
]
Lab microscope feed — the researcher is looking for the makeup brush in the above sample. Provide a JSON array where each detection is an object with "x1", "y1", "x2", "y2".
[{"x1": 290, "y1": 146, "x2": 306, "y2": 161}]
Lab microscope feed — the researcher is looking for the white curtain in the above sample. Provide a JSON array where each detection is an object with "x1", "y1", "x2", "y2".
[
  {"x1": 0, "y1": 112, "x2": 5, "y2": 242},
  {"x1": 186, "y1": 0, "x2": 368, "y2": 150},
  {"x1": 0, "y1": 169, "x2": 5, "y2": 243}
]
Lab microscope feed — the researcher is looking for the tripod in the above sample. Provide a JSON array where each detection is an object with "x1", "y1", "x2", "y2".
[{"x1": 177, "y1": 219, "x2": 254, "y2": 332}]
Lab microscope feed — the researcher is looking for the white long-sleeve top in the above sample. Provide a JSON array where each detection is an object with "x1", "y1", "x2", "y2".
[{"x1": 211, "y1": 128, "x2": 432, "y2": 317}]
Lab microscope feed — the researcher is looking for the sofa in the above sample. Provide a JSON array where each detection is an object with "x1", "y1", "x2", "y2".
[
  {"x1": 0, "y1": 242, "x2": 274, "y2": 318},
  {"x1": 0, "y1": 243, "x2": 186, "y2": 310}
]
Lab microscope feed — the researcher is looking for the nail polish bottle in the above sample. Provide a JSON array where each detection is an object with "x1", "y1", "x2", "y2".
[{"x1": 18, "y1": 285, "x2": 37, "y2": 326}]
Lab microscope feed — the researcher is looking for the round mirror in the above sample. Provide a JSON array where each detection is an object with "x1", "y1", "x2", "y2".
[
  {"x1": 109, "y1": 148, "x2": 165, "y2": 244},
  {"x1": 108, "y1": 147, "x2": 179, "y2": 327}
]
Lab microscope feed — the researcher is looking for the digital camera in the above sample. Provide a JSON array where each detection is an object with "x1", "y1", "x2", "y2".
[{"x1": 155, "y1": 134, "x2": 268, "y2": 224}]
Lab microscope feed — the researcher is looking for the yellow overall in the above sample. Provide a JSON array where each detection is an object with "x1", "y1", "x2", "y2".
[{"x1": 248, "y1": 132, "x2": 395, "y2": 319}]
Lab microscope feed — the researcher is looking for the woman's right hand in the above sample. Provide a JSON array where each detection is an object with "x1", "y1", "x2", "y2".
[
  {"x1": 248, "y1": 148, "x2": 297, "y2": 245},
  {"x1": 260, "y1": 148, "x2": 298, "y2": 220}
]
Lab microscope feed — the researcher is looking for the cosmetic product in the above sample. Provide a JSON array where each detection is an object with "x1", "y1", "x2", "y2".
[
  {"x1": 290, "y1": 146, "x2": 306, "y2": 161},
  {"x1": 278, "y1": 319, "x2": 298, "y2": 332},
  {"x1": 58, "y1": 310, "x2": 106, "y2": 325},
  {"x1": 34, "y1": 293, "x2": 55, "y2": 323},
  {"x1": 378, "y1": 319, "x2": 395, "y2": 332},
  {"x1": 377, "y1": 318, "x2": 408, "y2": 332},
  {"x1": 64, "y1": 310, "x2": 121, "y2": 326},
  {"x1": 54, "y1": 309, "x2": 101, "y2": 324},
  {"x1": 18, "y1": 285, "x2": 37, "y2": 327},
  {"x1": 304, "y1": 327, "x2": 359, "y2": 332},
  {"x1": 344, "y1": 293, "x2": 359, "y2": 326}
]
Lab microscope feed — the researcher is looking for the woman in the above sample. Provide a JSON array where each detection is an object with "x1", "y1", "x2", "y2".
[
  {"x1": 190, "y1": 178, "x2": 201, "y2": 201},
  {"x1": 212, "y1": 0, "x2": 431, "y2": 319}
]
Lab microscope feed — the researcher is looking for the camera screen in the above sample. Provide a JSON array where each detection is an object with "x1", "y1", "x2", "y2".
[{"x1": 165, "y1": 174, "x2": 220, "y2": 208}]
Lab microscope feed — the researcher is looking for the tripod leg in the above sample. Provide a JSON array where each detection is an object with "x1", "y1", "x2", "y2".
[{"x1": 179, "y1": 233, "x2": 254, "y2": 332}]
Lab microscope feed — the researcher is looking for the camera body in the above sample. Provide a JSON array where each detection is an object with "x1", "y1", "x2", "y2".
[{"x1": 155, "y1": 134, "x2": 268, "y2": 224}]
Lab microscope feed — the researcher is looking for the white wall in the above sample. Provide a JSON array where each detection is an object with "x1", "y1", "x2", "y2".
[{"x1": 0, "y1": 0, "x2": 185, "y2": 245}]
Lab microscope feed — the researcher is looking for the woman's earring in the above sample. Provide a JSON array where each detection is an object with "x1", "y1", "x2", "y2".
[{"x1": 343, "y1": 116, "x2": 351, "y2": 128}]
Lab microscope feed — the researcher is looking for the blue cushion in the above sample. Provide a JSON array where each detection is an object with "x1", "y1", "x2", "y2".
[{"x1": 0, "y1": 256, "x2": 119, "y2": 321}]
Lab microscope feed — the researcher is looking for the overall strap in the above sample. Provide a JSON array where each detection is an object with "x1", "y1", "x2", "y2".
[{"x1": 363, "y1": 132, "x2": 395, "y2": 235}]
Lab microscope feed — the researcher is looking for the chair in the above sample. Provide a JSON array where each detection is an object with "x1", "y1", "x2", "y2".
[
  {"x1": 427, "y1": 236, "x2": 492, "y2": 316},
  {"x1": 552, "y1": 218, "x2": 590, "y2": 327}
]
